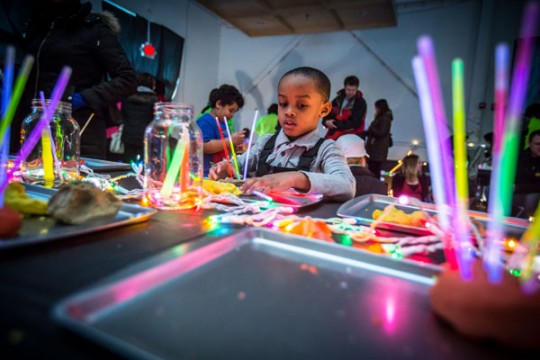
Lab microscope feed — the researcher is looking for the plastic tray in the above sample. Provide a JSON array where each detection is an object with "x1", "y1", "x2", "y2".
[
  {"x1": 337, "y1": 194, "x2": 529, "y2": 237},
  {"x1": 53, "y1": 228, "x2": 512, "y2": 359},
  {"x1": 0, "y1": 184, "x2": 156, "y2": 250}
]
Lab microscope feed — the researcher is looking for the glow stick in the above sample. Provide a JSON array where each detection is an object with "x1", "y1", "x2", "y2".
[
  {"x1": 0, "y1": 46, "x2": 14, "y2": 207},
  {"x1": 161, "y1": 129, "x2": 187, "y2": 198},
  {"x1": 39, "y1": 92, "x2": 63, "y2": 183},
  {"x1": 214, "y1": 117, "x2": 233, "y2": 178},
  {"x1": 417, "y1": 36, "x2": 455, "y2": 212},
  {"x1": 0, "y1": 55, "x2": 34, "y2": 148},
  {"x1": 412, "y1": 56, "x2": 457, "y2": 270},
  {"x1": 485, "y1": 2, "x2": 538, "y2": 283},
  {"x1": 80, "y1": 113, "x2": 95, "y2": 135},
  {"x1": 8, "y1": 67, "x2": 71, "y2": 186},
  {"x1": 520, "y1": 203, "x2": 540, "y2": 293},
  {"x1": 180, "y1": 133, "x2": 189, "y2": 193},
  {"x1": 243, "y1": 109, "x2": 259, "y2": 180},
  {"x1": 223, "y1": 116, "x2": 241, "y2": 180},
  {"x1": 451, "y1": 58, "x2": 472, "y2": 279}
]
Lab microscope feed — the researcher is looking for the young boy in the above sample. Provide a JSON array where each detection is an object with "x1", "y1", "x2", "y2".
[{"x1": 209, "y1": 67, "x2": 355, "y2": 201}]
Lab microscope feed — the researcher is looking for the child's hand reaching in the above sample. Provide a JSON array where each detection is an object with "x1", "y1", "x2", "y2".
[
  {"x1": 241, "y1": 171, "x2": 310, "y2": 194},
  {"x1": 430, "y1": 259, "x2": 540, "y2": 350},
  {"x1": 231, "y1": 131, "x2": 245, "y2": 147}
]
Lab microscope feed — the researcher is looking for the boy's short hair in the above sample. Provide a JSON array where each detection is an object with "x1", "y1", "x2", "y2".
[
  {"x1": 344, "y1": 75, "x2": 359, "y2": 88},
  {"x1": 279, "y1": 66, "x2": 331, "y2": 102},
  {"x1": 209, "y1": 84, "x2": 245, "y2": 108},
  {"x1": 137, "y1": 72, "x2": 155, "y2": 89}
]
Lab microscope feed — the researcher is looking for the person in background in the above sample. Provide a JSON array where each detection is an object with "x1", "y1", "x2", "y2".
[
  {"x1": 196, "y1": 84, "x2": 245, "y2": 177},
  {"x1": 12, "y1": 0, "x2": 137, "y2": 159},
  {"x1": 363, "y1": 99, "x2": 393, "y2": 177},
  {"x1": 197, "y1": 88, "x2": 235, "y2": 133},
  {"x1": 209, "y1": 66, "x2": 355, "y2": 201},
  {"x1": 120, "y1": 72, "x2": 159, "y2": 163},
  {"x1": 336, "y1": 134, "x2": 387, "y2": 197},
  {"x1": 392, "y1": 153, "x2": 431, "y2": 202},
  {"x1": 254, "y1": 103, "x2": 279, "y2": 137},
  {"x1": 322, "y1": 75, "x2": 367, "y2": 141},
  {"x1": 513, "y1": 129, "x2": 540, "y2": 217}
]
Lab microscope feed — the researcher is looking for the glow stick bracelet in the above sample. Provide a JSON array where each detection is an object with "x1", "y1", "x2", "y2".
[
  {"x1": 243, "y1": 109, "x2": 259, "y2": 180},
  {"x1": 0, "y1": 55, "x2": 34, "y2": 148},
  {"x1": 223, "y1": 116, "x2": 241, "y2": 180},
  {"x1": 9, "y1": 67, "x2": 71, "y2": 185},
  {"x1": 412, "y1": 56, "x2": 457, "y2": 270},
  {"x1": 214, "y1": 117, "x2": 233, "y2": 178},
  {"x1": 520, "y1": 203, "x2": 540, "y2": 293},
  {"x1": 0, "y1": 46, "x2": 14, "y2": 207},
  {"x1": 161, "y1": 129, "x2": 187, "y2": 198},
  {"x1": 485, "y1": 2, "x2": 538, "y2": 283},
  {"x1": 452, "y1": 58, "x2": 472, "y2": 279}
]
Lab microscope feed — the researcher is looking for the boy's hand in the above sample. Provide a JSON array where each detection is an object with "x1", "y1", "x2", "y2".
[
  {"x1": 209, "y1": 161, "x2": 236, "y2": 180},
  {"x1": 231, "y1": 131, "x2": 245, "y2": 146},
  {"x1": 241, "y1": 172, "x2": 310, "y2": 194}
]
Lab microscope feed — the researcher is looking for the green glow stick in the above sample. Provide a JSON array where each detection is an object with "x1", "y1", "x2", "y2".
[
  {"x1": 0, "y1": 55, "x2": 34, "y2": 147},
  {"x1": 161, "y1": 130, "x2": 187, "y2": 199}
]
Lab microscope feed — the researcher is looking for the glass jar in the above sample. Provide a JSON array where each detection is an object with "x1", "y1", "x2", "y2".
[
  {"x1": 20, "y1": 99, "x2": 80, "y2": 187},
  {"x1": 144, "y1": 102, "x2": 203, "y2": 210}
]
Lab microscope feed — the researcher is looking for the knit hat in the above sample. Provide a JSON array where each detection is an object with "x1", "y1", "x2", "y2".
[{"x1": 336, "y1": 134, "x2": 369, "y2": 158}]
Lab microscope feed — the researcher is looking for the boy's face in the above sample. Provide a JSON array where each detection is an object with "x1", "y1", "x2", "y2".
[
  {"x1": 215, "y1": 101, "x2": 239, "y2": 121},
  {"x1": 530, "y1": 134, "x2": 540, "y2": 158},
  {"x1": 277, "y1": 75, "x2": 331, "y2": 138}
]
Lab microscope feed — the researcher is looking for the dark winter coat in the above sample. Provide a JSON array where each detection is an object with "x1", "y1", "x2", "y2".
[
  {"x1": 365, "y1": 110, "x2": 393, "y2": 162},
  {"x1": 323, "y1": 90, "x2": 367, "y2": 141},
  {"x1": 121, "y1": 90, "x2": 159, "y2": 146},
  {"x1": 350, "y1": 166, "x2": 387, "y2": 197},
  {"x1": 13, "y1": 2, "x2": 136, "y2": 159}
]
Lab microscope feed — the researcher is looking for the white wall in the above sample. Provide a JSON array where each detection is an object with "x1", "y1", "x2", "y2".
[{"x1": 99, "y1": 0, "x2": 533, "y2": 161}]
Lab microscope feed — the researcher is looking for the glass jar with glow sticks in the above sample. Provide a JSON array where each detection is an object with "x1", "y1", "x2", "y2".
[
  {"x1": 144, "y1": 102, "x2": 203, "y2": 210},
  {"x1": 20, "y1": 99, "x2": 80, "y2": 186}
]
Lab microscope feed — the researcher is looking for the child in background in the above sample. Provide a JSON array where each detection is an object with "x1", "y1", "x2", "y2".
[
  {"x1": 255, "y1": 103, "x2": 279, "y2": 137},
  {"x1": 336, "y1": 134, "x2": 387, "y2": 197},
  {"x1": 392, "y1": 153, "x2": 431, "y2": 202},
  {"x1": 209, "y1": 66, "x2": 355, "y2": 201},
  {"x1": 196, "y1": 84, "x2": 246, "y2": 177}
]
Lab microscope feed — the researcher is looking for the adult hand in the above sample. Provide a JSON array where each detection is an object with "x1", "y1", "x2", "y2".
[
  {"x1": 430, "y1": 259, "x2": 540, "y2": 350},
  {"x1": 241, "y1": 172, "x2": 309, "y2": 194}
]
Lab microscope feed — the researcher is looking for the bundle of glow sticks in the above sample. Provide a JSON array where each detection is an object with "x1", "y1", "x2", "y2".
[{"x1": 412, "y1": 1, "x2": 539, "y2": 285}]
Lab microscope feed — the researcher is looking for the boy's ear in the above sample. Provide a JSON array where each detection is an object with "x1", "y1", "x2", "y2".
[
  {"x1": 216, "y1": 100, "x2": 222, "y2": 108},
  {"x1": 319, "y1": 101, "x2": 332, "y2": 118}
]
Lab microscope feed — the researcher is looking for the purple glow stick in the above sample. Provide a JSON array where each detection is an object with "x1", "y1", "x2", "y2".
[
  {"x1": 412, "y1": 56, "x2": 458, "y2": 271},
  {"x1": 243, "y1": 109, "x2": 259, "y2": 180},
  {"x1": 0, "y1": 46, "x2": 15, "y2": 207},
  {"x1": 485, "y1": 2, "x2": 538, "y2": 283},
  {"x1": 5, "y1": 67, "x2": 71, "y2": 190}
]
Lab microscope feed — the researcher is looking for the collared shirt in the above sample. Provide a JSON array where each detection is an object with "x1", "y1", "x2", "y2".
[{"x1": 235, "y1": 128, "x2": 355, "y2": 201}]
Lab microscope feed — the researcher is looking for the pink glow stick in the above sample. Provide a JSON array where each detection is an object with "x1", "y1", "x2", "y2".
[{"x1": 412, "y1": 56, "x2": 458, "y2": 271}]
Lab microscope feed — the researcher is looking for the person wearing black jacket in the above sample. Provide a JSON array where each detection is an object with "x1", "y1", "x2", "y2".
[
  {"x1": 322, "y1": 75, "x2": 367, "y2": 141},
  {"x1": 120, "y1": 73, "x2": 159, "y2": 163},
  {"x1": 12, "y1": 0, "x2": 136, "y2": 159}
]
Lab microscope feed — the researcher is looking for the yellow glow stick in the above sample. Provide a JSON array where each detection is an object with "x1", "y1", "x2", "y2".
[
  {"x1": 223, "y1": 117, "x2": 241, "y2": 179},
  {"x1": 41, "y1": 129, "x2": 54, "y2": 183},
  {"x1": 520, "y1": 203, "x2": 540, "y2": 288},
  {"x1": 452, "y1": 58, "x2": 472, "y2": 279}
]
